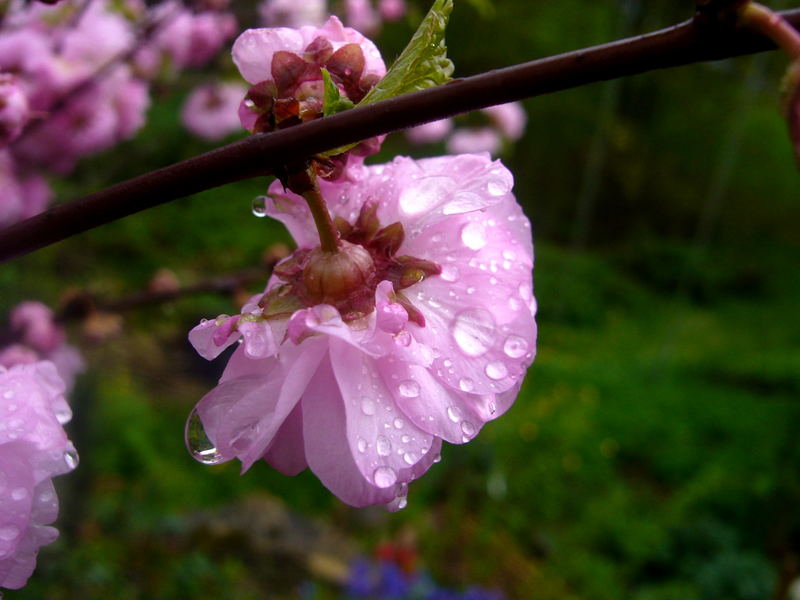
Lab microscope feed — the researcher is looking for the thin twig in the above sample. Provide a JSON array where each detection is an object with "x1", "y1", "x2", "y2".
[{"x1": 0, "y1": 8, "x2": 798, "y2": 264}]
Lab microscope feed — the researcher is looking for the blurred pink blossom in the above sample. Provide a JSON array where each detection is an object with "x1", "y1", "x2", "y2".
[
  {"x1": 0, "y1": 361, "x2": 77, "y2": 590},
  {"x1": 259, "y1": 0, "x2": 327, "y2": 27},
  {"x1": 149, "y1": 3, "x2": 237, "y2": 70},
  {"x1": 0, "y1": 75, "x2": 30, "y2": 147},
  {"x1": 344, "y1": 0, "x2": 379, "y2": 34},
  {"x1": 483, "y1": 101, "x2": 527, "y2": 141},
  {"x1": 378, "y1": 0, "x2": 406, "y2": 21},
  {"x1": 181, "y1": 82, "x2": 247, "y2": 140},
  {"x1": 187, "y1": 153, "x2": 536, "y2": 509},
  {"x1": 0, "y1": 151, "x2": 51, "y2": 227},
  {"x1": 446, "y1": 128, "x2": 502, "y2": 155},
  {"x1": 404, "y1": 118, "x2": 453, "y2": 145}
]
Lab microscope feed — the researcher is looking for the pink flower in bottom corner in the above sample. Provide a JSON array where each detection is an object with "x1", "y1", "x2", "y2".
[
  {"x1": 187, "y1": 153, "x2": 536, "y2": 509},
  {"x1": 0, "y1": 361, "x2": 78, "y2": 590}
]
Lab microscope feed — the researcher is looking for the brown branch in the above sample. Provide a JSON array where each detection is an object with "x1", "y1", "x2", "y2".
[{"x1": 1, "y1": 8, "x2": 799, "y2": 264}]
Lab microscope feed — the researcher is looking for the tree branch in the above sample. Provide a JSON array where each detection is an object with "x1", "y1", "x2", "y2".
[{"x1": 1, "y1": 8, "x2": 798, "y2": 264}]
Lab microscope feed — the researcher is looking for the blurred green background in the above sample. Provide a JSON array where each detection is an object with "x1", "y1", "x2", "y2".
[{"x1": 3, "y1": 1, "x2": 800, "y2": 598}]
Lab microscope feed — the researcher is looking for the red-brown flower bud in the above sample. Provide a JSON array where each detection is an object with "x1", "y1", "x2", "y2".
[{"x1": 302, "y1": 241, "x2": 375, "y2": 306}]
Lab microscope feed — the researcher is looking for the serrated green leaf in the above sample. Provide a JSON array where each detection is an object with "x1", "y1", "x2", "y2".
[
  {"x1": 359, "y1": 0, "x2": 454, "y2": 106},
  {"x1": 321, "y1": 68, "x2": 355, "y2": 117},
  {"x1": 319, "y1": 0, "x2": 454, "y2": 158}
]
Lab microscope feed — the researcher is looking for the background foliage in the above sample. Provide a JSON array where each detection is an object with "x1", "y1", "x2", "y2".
[{"x1": 3, "y1": 0, "x2": 800, "y2": 598}]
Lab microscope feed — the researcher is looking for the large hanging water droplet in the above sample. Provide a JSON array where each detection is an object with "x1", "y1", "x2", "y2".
[
  {"x1": 251, "y1": 195, "x2": 268, "y2": 217},
  {"x1": 452, "y1": 308, "x2": 496, "y2": 357},
  {"x1": 185, "y1": 408, "x2": 225, "y2": 465},
  {"x1": 373, "y1": 466, "x2": 397, "y2": 488},
  {"x1": 376, "y1": 435, "x2": 392, "y2": 456},
  {"x1": 398, "y1": 380, "x2": 420, "y2": 398},
  {"x1": 459, "y1": 378, "x2": 474, "y2": 392},
  {"x1": 447, "y1": 405, "x2": 463, "y2": 423},
  {"x1": 503, "y1": 335, "x2": 528, "y2": 358},
  {"x1": 461, "y1": 421, "x2": 476, "y2": 442}
]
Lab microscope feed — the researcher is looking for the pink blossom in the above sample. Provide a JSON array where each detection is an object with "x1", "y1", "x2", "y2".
[
  {"x1": 188, "y1": 153, "x2": 536, "y2": 509},
  {"x1": 2, "y1": 302, "x2": 84, "y2": 391},
  {"x1": 344, "y1": 0, "x2": 380, "y2": 34},
  {"x1": 405, "y1": 118, "x2": 453, "y2": 145},
  {"x1": 181, "y1": 82, "x2": 247, "y2": 140},
  {"x1": 378, "y1": 0, "x2": 406, "y2": 21},
  {"x1": 483, "y1": 101, "x2": 527, "y2": 141},
  {"x1": 233, "y1": 16, "x2": 385, "y2": 87},
  {"x1": 0, "y1": 75, "x2": 30, "y2": 147},
  {"x1": 150, "y1": 4, "x2": 237, "y2": 70},
  {"x1": 0, "y1": 150, "x2": 51, "y2": 227},
  {"x1": 259, "y1": 0, "x2": 327, "y2": 27},
  {"x1": 446, "y1": 128, "x2": 502, "y2": 155},
  {"x1": 0, "y1": 361, "x2": 78, "y2": 590}
]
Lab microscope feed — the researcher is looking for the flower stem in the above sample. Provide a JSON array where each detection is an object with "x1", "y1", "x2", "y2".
[
  {"x1": 298, "y1": 168, "x2": 341, "y2": 253},
  {"x1": 742, "y1": 2, "x2": 800, "y2": 60}
]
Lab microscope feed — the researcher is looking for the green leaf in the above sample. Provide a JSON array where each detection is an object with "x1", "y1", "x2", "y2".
[
  {"x1": 358, "y1": 0, "x2": 454, "y2": 106},
  {"x1": 321, "y1": 68, "x2": 355, "y2": 117}
]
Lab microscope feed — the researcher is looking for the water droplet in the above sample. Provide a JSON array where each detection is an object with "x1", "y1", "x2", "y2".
[
  {"x1": 503, "y1": 335, "x2": 529, "y2": 358},
  {"x1": 10, "y1": 488, "x2": 27, "y2": 501},
  {"x1": 443, "y1": 191, "x2": 485, "y2": 215},
  {"x1": 403, "y1": 452, "x2": 418, "y2": 465},
  {"x1": 461, "y1": 421, "x2": 476, "y2": 438},
  {"x1": 502, "y1": 249, "x2": 516, "y2": 260},
  {"x1": 185, "y1": 409, "x2": 224, "y2": 465},
  {"x1": 486, "y1": 179, "x2": 507, "y2": 196},
  {"x1": 373, "y1": 466, "x2": 397, "y2": 488},
  {"x1": 357, "y1": 437, "x2": 367, "y2": 453},
  {"x1": 63, "y1": 445, "x2": 80, "y2": 469},
  {"x1": 54, "y1": 406, "x2": 71, "y2": 425},
  {"x1": 433, "y1": 454, "x2": 442, "y2": 464},
  {"x1": 394, "y1": 496, "x2": 408, "y2": 510},
  {"x1": 361, "y1": 397, "x2": 376, "y2": 416},
  {"x1": 447, "y1": 405, "x2": 463, "y2": 423},
  {"x1": 452, "y1": 308, "x2": 496, "y2": 357},
  {"x1": 393, "y1": 418, "x2": 404, "y2": 429},
  {"x1": 394, "y1": 331, "x2": 412, "y2": 347},
  {"x1": 2, "y1": 390, "x2": 13, "y2": 400},
  {"x1": 0, "y1": 526, "x2": 19, "y2": 541},
  {"x1": 398, "y1": 177, "x2": 452, "y2": 215},
  {"x1": 460, "y1": 222, "x2": 487, "y2": 250},
  {"x1": 398, "y1": 380, "x2": 420, "y2": 398},
  {"x1": 376, "y1": 435, "x2": 392, "y2": 456},
  {"x1": 459, "y1": 378, "x2": 474, "y2": 392},
  {"x1": 401, "y1": 434, "x2": 412, "y2": 443},
  {"x1": 485, "y1": 361, "x2": 508, "y2": 380},
  {"x1": 251, "y1": 195, "x2": 268, "y2": 217}
]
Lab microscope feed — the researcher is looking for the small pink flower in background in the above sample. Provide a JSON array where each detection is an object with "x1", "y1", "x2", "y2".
[
  {"x1": 344, "y1": 0, "x2": 380, "y2": 34},
  {"x1": 187, "y1": 153, "x2": 536, "y2": 509},
  {"x1": 446, "y1": 127, "x2": 501, "y2": 155},
  {"x1": 259, "y1": 0, "x2": 327, "y2": 27},
  {"x1": 404, "y1": 118, "x2": 453, "y2": 145},
  {"x1": 181, "y1": 82, "x2": 247, "y2": 140},
  {"x1": 378, "y1": 0, "x2": 406, "y2": 21},
  {"x1": 0, "y1": 75, "x2": 30, "y2": 147},
  {"x1": 0, "y1": 150, "x2": 51, "y2": 227},
  {"x1": 0, "y1": 361, "x2": 78, "y2": 590},
  {"x1": 484, "y1": 101, "x2": 527, "y2": 141},
  {"x1": 1, "y1": 302, "x2": 84, "y2": 392}
]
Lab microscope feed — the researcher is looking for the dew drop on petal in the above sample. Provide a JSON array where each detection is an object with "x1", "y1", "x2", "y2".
[
  {"x1": 0, "y1": 526, "x2": 19, "y2": 542},
  {"x1": 503, "y1": 335, "x2": 529, "y2": 358},
  {"x1": 447, "y1": 405, "x2": 463, "y2": 423},
  {"x1": 433, "y1": 454, "x2": 442, "y2": 464},
  {"x1": 440, "y1": 265, "x2": 459, "y2": 282},
  {"x1": 63, "y1": 446, "x2": 80, "y2": 470},
  {"x1": 393, "y1": 418, "x2": 405, "y2": 429},
  {"x1": 376, "y1": 435, "x2": 392, "y2": 456},
  {"x1": 461, "y1": 222, "x2": 487, "y2": 250},
  {"x1": 185, "y1": 408, "x2": 224, "y2": 465},
  {"x1": 357, "y1": 437, "x2": 367, "y2": 453},
  {"x1": 452, "y1": 308, "x2": 496, "y2": 357},
  {"x1": 401, "y1": 434, "x2": 411, "y2": 443},
  {"x1": 361, "y1": 397, "x2": 376, "y2": 416},
  {"x1": 394, "y1": 331, "x2": 412, "y2": 347},
  {"x1": 373, "y1": 466, "x2": 397, "y2": 488},
  {"x1": 461, "y1": 421, "x2": 476, "y2": 438},
  {"x1": 398, "y1": 380, "x2": 420, "y2": 398},
  {"x1": 251, "y1": 195, "x2": 268, "y2": 217},
  {"x1": 459, "y1": 378, "x2": 474, "y2": 392},
  {"x1": 403, "y1": 451, "x2": 418, "y2": 465},
  {"x1": 398, "y1": 177, "x2": 452, "y2": 215},
  {"x1": 10, "y1": 488, "x2": 27, "y2": 501},
  {"x1": 486, "y1": 179, "x2": 507, "y2": 196},
  {"x1": 2, "y1": 390, "x2": 13, "y2": 399},
  {"x1": 485, "y1": 361, "x2": 508, "y2": 380}
]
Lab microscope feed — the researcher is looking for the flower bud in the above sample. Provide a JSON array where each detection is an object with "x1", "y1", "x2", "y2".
[{"x1": 302, "y1": 241, "x2": 375, "y2": 307}]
